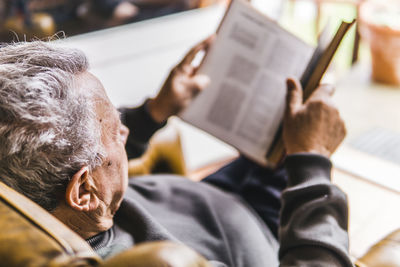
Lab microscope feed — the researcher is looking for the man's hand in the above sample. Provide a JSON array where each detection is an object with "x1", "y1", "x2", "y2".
[
  {"x1": 147, "y1": 36, "x2": 214, "y2": 123},
  {"x1": 283, "y1": 78, "x2": 346, "y2": 158}
]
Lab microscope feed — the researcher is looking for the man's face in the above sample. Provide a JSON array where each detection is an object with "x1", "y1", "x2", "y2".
[{"x1": 75, "y1": 72, "x2": 129, "y2": 217}]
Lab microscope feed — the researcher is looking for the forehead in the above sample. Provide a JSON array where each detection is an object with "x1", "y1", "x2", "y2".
[
  {"x1": 74, "y1": 71, "x2": 119, "y2": 123},
  {"x1": 74, "y1": 71, "x2": 108, "y2": 101}
]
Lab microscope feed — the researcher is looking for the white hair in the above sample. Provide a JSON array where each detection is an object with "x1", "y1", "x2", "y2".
[{"x1": 0, "y1": 41, "x2": 105, "y2": 211}]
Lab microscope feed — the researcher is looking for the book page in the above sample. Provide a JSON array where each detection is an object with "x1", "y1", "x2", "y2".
[{"x1": 180, "y1": 0, "x2": 313, "y2": 165}]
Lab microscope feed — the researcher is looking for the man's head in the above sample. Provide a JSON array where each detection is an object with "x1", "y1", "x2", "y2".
[{"x1": 0, "y1": 42, "x2": 128, "y2": 232}]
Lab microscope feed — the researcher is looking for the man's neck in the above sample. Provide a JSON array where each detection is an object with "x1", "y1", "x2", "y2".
[{"x1": 52, "y1": 202, "x2": 114, "y2": 239}]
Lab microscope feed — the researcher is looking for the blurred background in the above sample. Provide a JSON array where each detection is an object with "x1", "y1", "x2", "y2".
[
  {"x1": 0, "y1": 0, "x2": 217, "y2": 41},
  {"x1": 1, "y1": 0, "x2": 396, "y2": 75}
]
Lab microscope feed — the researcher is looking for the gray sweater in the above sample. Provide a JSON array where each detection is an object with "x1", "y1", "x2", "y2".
[
  {"x1": 88, "y1": 155, "x2": 352, "y2": 266},
  {"x1": 87, "y1": 104, "x2": 353, "y2": 266}
]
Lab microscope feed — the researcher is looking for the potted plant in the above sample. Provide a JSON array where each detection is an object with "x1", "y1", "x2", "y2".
[{"x1": 359, "y1": 0, "x2": 400, "y2": 86}]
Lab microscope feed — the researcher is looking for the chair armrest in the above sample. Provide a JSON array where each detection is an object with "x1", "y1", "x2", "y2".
[
  {"x1": 101, "y1": 241, "x2": 211, "y2": 267},
  {"x1": 356, "y1": 229, "x2": 400, "y2": 267}
]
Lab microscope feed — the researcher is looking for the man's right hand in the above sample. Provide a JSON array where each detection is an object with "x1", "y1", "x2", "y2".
[
  {"x1": 147, "y1": 36, "x2": 214, "y2": 123},
  {"x1": 283, "y1": 78, "x2": 346, "y2": 158}
]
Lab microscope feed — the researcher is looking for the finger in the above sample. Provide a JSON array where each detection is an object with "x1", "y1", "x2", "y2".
[
  {"x1": 187, "y1": 74, "x2": 210, "y2": 96},
  {"x1": 286, "y1": 78, "x2": 303, "y2": 115},
  {"x1": 178, "y1": 35, "x2": 216, "y2": 68}
]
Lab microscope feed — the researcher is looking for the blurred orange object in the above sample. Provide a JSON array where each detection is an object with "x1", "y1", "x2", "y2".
[
  {"x1": 359, "y1": 0, "x2": 400, "y2": 86},
  {"x1": 3, "y1": 12, "x2": 56, "y2": 40}
]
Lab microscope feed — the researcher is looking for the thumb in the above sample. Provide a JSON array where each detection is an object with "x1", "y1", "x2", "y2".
[
  {"x1": 286, "y1": 78, "x2": 303, "y2": 115},
  {"x1": 189, "y1": 74, "x2": 210, "y2": 95}
]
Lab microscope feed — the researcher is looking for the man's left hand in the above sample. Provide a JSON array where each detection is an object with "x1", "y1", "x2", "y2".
[
  {"x1": 283, "y1": 78, "x2": 346, "y2": 158},
  {"x1": 147, "y1": 36, "x2": 214, "y2": 123}
]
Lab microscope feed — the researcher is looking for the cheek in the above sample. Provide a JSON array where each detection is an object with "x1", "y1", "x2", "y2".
[
  {"x1": 101, "y1": 139, "x2": 128, "y2": 194},
  {"x1": 120, "y1": 125, "x2": 129, "y2": 145},
  {"x1": 110, "y1": 146, "x2": 128, "y2": 186},
  {"x1": 120, "y1": 152, "x2": 129, "y2": 191}
]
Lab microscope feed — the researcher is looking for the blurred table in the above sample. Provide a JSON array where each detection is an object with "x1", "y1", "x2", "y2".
[
  {"x1": 332, "y1": 63, "x2": 400, "y2": 192},
  {"x1": 331, "y1": 62, "x2": 400, "y2": 258}
]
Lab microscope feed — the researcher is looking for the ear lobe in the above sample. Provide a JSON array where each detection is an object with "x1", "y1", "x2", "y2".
[{"x1": 66, "y1": 166, "x2": 97, "y2": 212}]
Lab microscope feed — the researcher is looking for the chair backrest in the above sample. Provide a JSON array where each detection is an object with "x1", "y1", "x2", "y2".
[
  {"x1": 0, "y1": 181, "x2": 212, "y2": 267},
  {"x1": 0, "y1": 181, "x2": 101, "y2": 267}
]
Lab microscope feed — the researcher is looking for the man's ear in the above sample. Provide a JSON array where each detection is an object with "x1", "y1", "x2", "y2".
[{"x1": 66, "y1": 166, "x2": 99, "y2": 212}]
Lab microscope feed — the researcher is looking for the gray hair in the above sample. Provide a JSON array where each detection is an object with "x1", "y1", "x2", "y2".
[{"x1": 0, "y1": 41, "x2": 104, "y2": 211}]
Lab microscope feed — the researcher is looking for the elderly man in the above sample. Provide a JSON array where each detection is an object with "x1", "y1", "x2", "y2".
[{"x1": 0, "y1": 40, "x2": 351, "y2": 266}]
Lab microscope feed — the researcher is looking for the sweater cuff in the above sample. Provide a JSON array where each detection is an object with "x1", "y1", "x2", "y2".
[
  {"x1": 119, "y1": 99, "x2": 167, "y2": 144},
  {"x1": 284, "y1": 153, "x2": 332, "y2": 187}
]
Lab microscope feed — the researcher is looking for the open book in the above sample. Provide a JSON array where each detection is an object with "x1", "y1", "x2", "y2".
[{"x1": 180, "y1": 0, "x2": 354, "y2": 166}]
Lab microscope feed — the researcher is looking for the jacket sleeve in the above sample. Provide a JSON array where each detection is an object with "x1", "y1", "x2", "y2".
[
  {"x1": 279, "y1": 153, "x2": 353, "y2": 266},
  {"x1": 119, "y1": 100, "x2": 166, "y2": 159}
]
